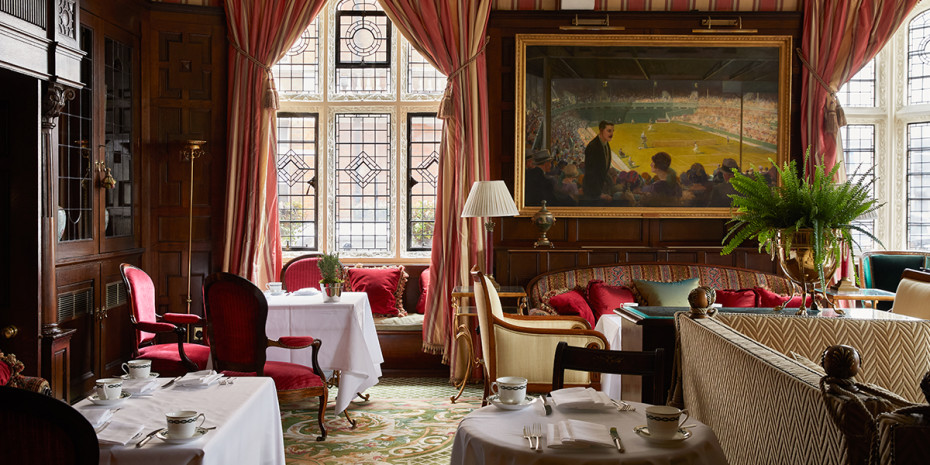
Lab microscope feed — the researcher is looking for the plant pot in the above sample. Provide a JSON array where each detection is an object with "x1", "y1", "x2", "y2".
[
  {"x1": 775, "y1": 228, "x2": 839, "y2": 313},
  {"x1": 320, "y1": 282, "x2": 343, "y2": 303}
]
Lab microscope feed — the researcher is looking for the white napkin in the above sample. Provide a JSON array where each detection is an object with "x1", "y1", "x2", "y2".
[
  {"x1": 176, "y1": 369, "x2": 223, "y2": 387},
  {"x1": 292, "y1": 287, "x2": 321, "y2": 296},
  {"x1": 79, "y1": 408, "x2": 114, "y2": 429},
  {"x1": 547, "y1": 420, "x2": 614, "y2": 448},
  {"x1": 122, "y1": 378, "x2": 159, "y2": 396},
  {"x1": 549, "y1": 387, "x2": 612, "y2": 409},
  {"x1": 96, "y1": 420, "x2": 145, "y2": 446}
]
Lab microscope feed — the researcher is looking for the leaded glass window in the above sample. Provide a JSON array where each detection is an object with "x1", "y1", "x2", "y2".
[
  {"x1": 841, "y1": 124, "x2": 876, "y2": 253},
  {"x1": 273, "y1": 16, "x2": 321, "y2": 98},
  {"x1": 408, "y1": 114, "x2": 441, "y2": 250},
  {"x1": 909, "y1": 10, "x2": 930, "y2": 104},
  {"x1": 277, "y1": 114, "x2": 319, "y2": 250},
  {"x1": 334, "y1": 0, "x2": 390, "y2": 94},
  {"x1": 837, "y1": 59, "x2": 875, "y2": 108}
]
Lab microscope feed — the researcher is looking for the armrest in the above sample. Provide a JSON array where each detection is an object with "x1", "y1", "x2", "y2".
[
  {"x1": 501, "y1": 314, "x2": 590, "y2": 330},
  {"x1": 490, "y1": 323, "x2": 608, "y2": 387},
  {"x1": 268, "y1": 336, "x2": 316, "y2": 349},
  {"x1": 135, "y1": 321, "x2": 178, "y2": 333},
  {"x1": 161, "y1": 313, "x2": 203, "y2": 325}
]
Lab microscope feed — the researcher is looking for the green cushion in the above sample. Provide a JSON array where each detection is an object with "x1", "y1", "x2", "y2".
[
  {"x1": 864, "y1": 255, "x2": 928, "y2": 310},
  {"x1": 632, "y1": 278, "x2": 700, "y2": 306}
]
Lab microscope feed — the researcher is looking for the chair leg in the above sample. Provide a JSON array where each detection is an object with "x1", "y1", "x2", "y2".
[
  {"x1": 355, "y1": 391, "x2": 369, "y2": 401},
  {"x1": 316, "y1": 393, "x2": 327, "y2": 441}
]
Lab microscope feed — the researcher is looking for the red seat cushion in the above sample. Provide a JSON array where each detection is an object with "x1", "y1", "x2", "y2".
[
  {"x1": 548, "y1": 289, "x2": 596, "y2": 328},
  {"x1": 0, "y1": 359, "x2": 10, "y2": 385},
  {"x1": 223, "y1": 361, "x2": 325, "y2": 391},
  {"x1": 139, "y1": 343, "x2": 210, "y2": 374},
  {"x1": 754, "y1": 287, "x2": 813, "y2": 308},
  {"x1": 346, "y1": 266, "x2": 408, "y2": 317},
  {"x1": 714, "y1": 289, "x2": 759, "y2": 307},
  {"x1": 586, "y1": 280, "x2": 636, "y2": 320},
  {"x1": 415, "y1": 268, "x2": 430, "y2": 314}
]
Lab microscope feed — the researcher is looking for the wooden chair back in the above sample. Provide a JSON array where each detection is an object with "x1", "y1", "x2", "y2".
[{"x1": 551, "y1": 340, "x2": 666, "y2": 405}]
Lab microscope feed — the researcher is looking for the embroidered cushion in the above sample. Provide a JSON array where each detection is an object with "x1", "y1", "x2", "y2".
[{"x1": 346, "y1": 266, "x2": 408, "y2": 317}]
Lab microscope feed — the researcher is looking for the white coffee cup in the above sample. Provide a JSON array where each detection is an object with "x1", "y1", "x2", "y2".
[
  {"x1": 645, "y1": 405, "x2": 689, "y2": 439},
  {"x1": 266, "y1": 282, "x2": 283, "y2": 295},
  {"x1": 121, "y1": 359, "x2": 151, "y2": 379},
  {"x1": 490, "y1": 376, "x2": 527, "y2": 404},
  {"x1": 95, "y1": 378, "x2": 123, "y2": 400},
  {"x1": 166, "y1": 410, "x2": 207, "y2": 439}
]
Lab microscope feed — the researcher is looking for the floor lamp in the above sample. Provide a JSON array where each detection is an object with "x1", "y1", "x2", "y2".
[
  {"x1": 461, "y1": 181, "x2": 519, "y2": 285},
  {"x1": 181, "y1": 140, "x2": 206, "y2": 330}
]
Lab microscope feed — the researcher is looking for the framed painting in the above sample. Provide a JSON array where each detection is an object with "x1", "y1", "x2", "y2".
[{"x1": 514, "y1": 34, "x2": 792, "y2": 218}]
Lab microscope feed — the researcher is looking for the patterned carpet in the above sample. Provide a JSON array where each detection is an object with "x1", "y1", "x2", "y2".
[{"x1": 280, "y1": 378, "x2": 484, "y2": 465}]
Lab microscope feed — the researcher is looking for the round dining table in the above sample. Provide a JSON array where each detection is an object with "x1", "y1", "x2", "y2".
[{"x1": 450, "y1": 399, "x2": 727, "y2": 465}]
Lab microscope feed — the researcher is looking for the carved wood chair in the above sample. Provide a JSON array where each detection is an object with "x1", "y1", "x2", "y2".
[
  {"x1": 471, "y1": 266, "x2": 608, "y2": 398},
  {"x1": 551, "y1": 341, "x2": 666, "y2": 405},
  {"x1": 202, "y1": 271, "x2": 330, "y2": 441},
  {"x1": 120, "y1": 263, "x2": 210, "y2": 376},
  {"x1": 280, "y1": 253, "x2": 323, "y2": 292}
]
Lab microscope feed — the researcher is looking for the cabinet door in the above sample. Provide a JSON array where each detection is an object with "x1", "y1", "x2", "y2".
[
  {"x1": 57, "y1": 262, "x2": 102, "y2": 402},
  {"x1": 98, "y1": 260, "x2": 134, "y2": 377}
]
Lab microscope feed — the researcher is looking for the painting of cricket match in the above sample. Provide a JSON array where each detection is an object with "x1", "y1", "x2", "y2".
[{"x1": 514, "y1": 34, "x2": 792, "y2": 217}]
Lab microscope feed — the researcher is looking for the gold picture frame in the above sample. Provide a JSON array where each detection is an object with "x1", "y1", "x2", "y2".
[{"x1": 515, "y1": 34, "x2": 792, "y2": 218}]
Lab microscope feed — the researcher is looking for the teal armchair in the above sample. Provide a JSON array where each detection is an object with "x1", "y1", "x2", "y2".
[{"x1": 859, "y1": 251, "x2": 930, "y2": 310}]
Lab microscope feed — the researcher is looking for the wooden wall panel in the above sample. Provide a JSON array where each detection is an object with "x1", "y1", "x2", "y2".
[{"x1": 488, "y1": 11, "x2": 803, "y2": 288}]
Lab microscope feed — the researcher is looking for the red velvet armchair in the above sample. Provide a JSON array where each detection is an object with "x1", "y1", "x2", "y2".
[
  {"x1": 202, "y1": 271, "x2": 330, "y2": 441},
  {"x1": 280, "y1": 253, "x2": 323, "y2": 292},
  {"x1": 120, "y1": 264, "x2": 210, "y2": 376}
]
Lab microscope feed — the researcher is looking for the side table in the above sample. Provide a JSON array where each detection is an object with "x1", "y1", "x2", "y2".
[{"x1": 449, "y1": 285, "x2": 527, "y2": 404}]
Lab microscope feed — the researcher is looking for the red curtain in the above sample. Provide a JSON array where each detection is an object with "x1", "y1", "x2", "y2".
[
  {"x1": 378, "y1": 0, "x2": 492, "y2": 373},
  {"x1": 222, "y1": 0, "x2": 326, "y2": 285},
  {"x1": 800, "y1": 0, "x2": 918, "y2": 173}
]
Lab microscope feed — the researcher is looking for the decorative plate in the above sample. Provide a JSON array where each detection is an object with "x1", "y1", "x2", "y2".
[{"x1": 633, "y1": 425, "x2": 692, "y2": 444}]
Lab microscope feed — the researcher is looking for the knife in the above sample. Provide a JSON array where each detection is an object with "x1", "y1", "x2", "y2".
[
  {"x1": 609, "y1": 427, "x2": 625, "y2": 453},
  {"x1": 135, "y1": 428, "x2": 163, "y2": 448},
  {"x1": 160, "y1": 375, "x2": 182, "y2": 389},
  {"x1": 540, "y1": 395, "x2": 552, "y2": 416}
]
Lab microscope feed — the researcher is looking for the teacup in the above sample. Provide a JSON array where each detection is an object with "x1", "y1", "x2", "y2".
[
  {"x1": 490, "y1": 376, "x2": 527, "y2": 404},
  {"x1": 645, "y1": 405, "x2": 689, "y2": 439},
  {"x1": 95, "y1": 378, "x2": 123, "y2": 400},
  {"x1": 266, "y1": 282, "x2": 284, "y2": 295},
  {"x1": 122, "y1": 359, "x2": 151, "y2": 379},
  {"x1": 166, "y1": 410, "x2": 207, "y2": 438}
]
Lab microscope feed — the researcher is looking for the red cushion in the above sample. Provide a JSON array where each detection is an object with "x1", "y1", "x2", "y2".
[
  {"x1": 586, "y1": 280, "x2": 636, "y2": 320},
  {"x1": 754, "y1": 287, "x2": 813, "y2": 308},
  {"x1": 415, "y1": 268, "x2": 430, "y2": 314},
  {"x1": 162, "y1": 313, "x2": 202, "y2": 325},
  {"x1": 138, "y1": 343, "x2": 210, "y2": 375},
  {"x1": 714, "y1": 289, "x2": 758, "y2": 307},
  {"x1": 222, "y1": 361, "x2": 325, "y2": 391},
  {"x1": 0, "y1": 359, "x2": 10, "y2": 385},
  {"x1": 346, "y1": 266, "x2": 408, "y2": 317},
  {"x1": 548, "y1": 289, "x2": 596, "y2": 328},
  {"x1": 277, "y1": 336, "x2": 315, "y2": 349},
  {"x1": 136, "y1": 321, "x2": 177, "y2": 333}
]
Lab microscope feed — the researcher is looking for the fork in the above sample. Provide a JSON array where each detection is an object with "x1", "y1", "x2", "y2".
[
  {"x1": 611, "y1": 398, "x2": 636, "y2": 412},
  {"x1": 522, "y1": 426, "x2": 534, "y2": 449},
  {"x1": 532, "y1": 423, "x2": 543, "y2": 451}
]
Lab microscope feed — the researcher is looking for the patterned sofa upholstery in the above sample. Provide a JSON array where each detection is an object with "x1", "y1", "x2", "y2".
[
  {"x1": 526, "y1": 262, "x2": 794, "y2": 309},
  {"x1": 0, "y1": 352, "x2": 51, "y2": 395},
  {"x1": 677, "y1": 313, "x2": 930, "y2": 465}
]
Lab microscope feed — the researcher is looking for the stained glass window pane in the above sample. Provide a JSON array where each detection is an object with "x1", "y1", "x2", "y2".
[
  {"x1": 406, "y1": 43, "x2": 445, "y2": 95},
  {"x1": 334, "y1": 0, "x2": 390, "y2": 94},
  {"x1": 908, "y1": 10, "x2": 930, "y2": 104},
  {"x1": 837, "y1": 59, "x2": 875, "y2": 108},
  {"x1": 277, "y1": 114, "x2": 319, "y2": 250},
  {"x1": 334, "y1": 113, "x2": 391, "y2": 252},
  {"x1": 908, "y1": 122, "x2": 930, "y2": 248},
  {"x1": 408, "y1": 114, "x2": 440, "y2": 250},
  {"x1": 274, "y1": 17, "x2": 321, "y2": 96},
  {"x1": 841, "y1": 124, "x2": 876, "y2": 253}
]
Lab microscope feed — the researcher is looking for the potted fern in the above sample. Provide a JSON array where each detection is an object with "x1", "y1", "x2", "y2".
[
  {"x1": 317, "y1": 251, "x2": 344, "y2": 302},
  {"x1": 721, "y1": 148, "x2": 882, "y2": 312}
]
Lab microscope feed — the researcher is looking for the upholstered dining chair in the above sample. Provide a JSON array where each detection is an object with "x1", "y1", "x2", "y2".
[
  {"x1": 471, "y1": 266, "x2": 608, "y2": 398},
  {"x1": 551, "y1": 341, "x2": 666, "y2": 405},
  {"x1": 859, "y1": 251, "x2": 930, "y2": 310},
  {"x1": 890, "y1": 268, "x2": 930, "y2": 320},
  {"x1": 119, "y1": 263, "x2": 210, "y2": 376},
  {"x1": 281, "y1": 253, "x2": 323, "y2": 292},
  {"x1": 202, "y1": 271, "x2": 330, "y2": 441},
  {"x1": 0, "y1": 385, "x2": 99, "y2": 464}
]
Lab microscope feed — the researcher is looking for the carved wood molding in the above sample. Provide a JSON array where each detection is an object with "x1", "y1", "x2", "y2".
[{"x1": 41, "y1": 82, "x2": 75, "y2": 128}]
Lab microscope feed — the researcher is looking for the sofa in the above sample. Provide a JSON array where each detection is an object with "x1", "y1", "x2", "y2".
[
  {"x1": 0, "y1": 352, "x2": 50, "y2": 395},
  {"x1": 677, "y1": 312, "x2": 930, "y2": 465}
]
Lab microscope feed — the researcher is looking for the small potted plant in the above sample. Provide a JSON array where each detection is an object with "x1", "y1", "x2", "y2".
[
  {"x1": 317, "y1": 251, "x2": 344, "y2": 302},
  {"x1": 721, "y1": 148, "x2": 882, "y2": 312}
]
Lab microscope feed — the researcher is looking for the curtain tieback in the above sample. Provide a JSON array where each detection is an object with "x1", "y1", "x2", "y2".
[
  {"x1": 438, "y1": 36, "x2": 491, "y2": 120},
  {"x1": 796, "y1": 48, "x2": 846, "y2": 134},
  {"x1": 231, "y1": 41, "x2": 279, "y2": 110}
]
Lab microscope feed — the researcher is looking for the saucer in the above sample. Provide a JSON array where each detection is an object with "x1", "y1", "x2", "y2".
[
  {"x1": 633, "y1": 425, "x2": 692, "y2": 444},
  {"x1": 155, "y1": 427, "x2": 209, "y2": 443},
  {"x1": 487, "y1": 395, "x2": 535, "y2": 411},
  {"x1": 87, "y1": 391, "x2": 132, "y2": 406},
  {"x1": 120, "y1": 372, "x2": 159, "y2": 380}
]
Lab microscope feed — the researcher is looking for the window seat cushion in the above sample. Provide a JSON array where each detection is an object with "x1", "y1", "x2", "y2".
[{"x1": 374, "y1": 312, "x2": 424, "y2": 332}]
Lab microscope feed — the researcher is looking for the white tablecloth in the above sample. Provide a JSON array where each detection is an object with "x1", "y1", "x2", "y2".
[
  {"x1": 75, "y1": 377, "x2": 284, "y2": 465},
  {"x1": 594, "y1": 314, "x2": 624, "y2": 400},
  {"x1": 265, "y1": 292, "x2": 384, "y2": 414},
  {"x1": 451, "y1": 400, "x2": 727, "y2": 465}
]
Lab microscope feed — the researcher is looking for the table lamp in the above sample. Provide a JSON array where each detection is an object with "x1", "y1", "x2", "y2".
[{"x1": 461, "y1": 180, "x2": 519, "y2": 286}]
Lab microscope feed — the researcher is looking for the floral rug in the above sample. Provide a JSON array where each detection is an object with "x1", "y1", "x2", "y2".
[{"x1": 280, "y1": 378, "x2": 484, "y2": 465}]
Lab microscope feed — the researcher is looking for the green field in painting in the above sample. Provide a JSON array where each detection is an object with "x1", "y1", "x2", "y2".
[{"x1": 576, "y1": 122, "x2": 777, "y2": 175}]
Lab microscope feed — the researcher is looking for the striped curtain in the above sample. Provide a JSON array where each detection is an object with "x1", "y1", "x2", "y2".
[
  {"x1": 490, "y1": 0, "x2": 799, "y2": 11},
  {"x1": 378, "y1": 1, "x2": 492, "y2": 371},
  {"x1": 222, "y1": 0, "x2": 325, "y2": 284},
  {"x1": 799, "y1": 0, "x2": 918, "y2": 173}
]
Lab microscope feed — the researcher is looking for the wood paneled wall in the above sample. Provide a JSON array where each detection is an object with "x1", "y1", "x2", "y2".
[
  {"x1": 487, "y1": 11, "x2": 803, "y2": 288},
  {"x1": 143, "y1": 5, "x2": 226, "y2": 322}
]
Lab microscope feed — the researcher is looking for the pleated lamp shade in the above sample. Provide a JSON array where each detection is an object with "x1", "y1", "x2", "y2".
[{"x1": 461, "y1": 181, "x2": 519, "y2": 218}]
